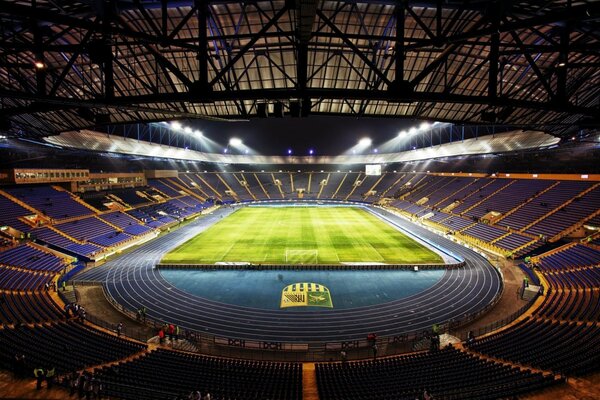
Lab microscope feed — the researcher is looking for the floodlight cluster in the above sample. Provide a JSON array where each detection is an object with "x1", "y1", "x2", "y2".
[
  {"x1": 398, "y1": 122, "x2": 434, "y2": 138},
  {"x1": 167, "y1": 121, "x2": 203, "y2": 137}
]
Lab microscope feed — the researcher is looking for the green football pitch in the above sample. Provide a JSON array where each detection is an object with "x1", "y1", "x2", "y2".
[{"x1": 161, "y1": 207, "x2": 443, "y2": 265}]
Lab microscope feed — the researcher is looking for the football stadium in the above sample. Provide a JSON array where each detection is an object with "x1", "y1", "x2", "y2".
[{"x1": 0, "y1": 1, "x2": 599, "y2": 399}]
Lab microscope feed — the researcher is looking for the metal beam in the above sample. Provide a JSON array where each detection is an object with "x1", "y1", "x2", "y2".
[
  {"x1": 0, "y1": 87, "x2": 595, "y2": 116},
  {"x1": 316, "y1": 8, "x2": 391, "y2": 86},
  {"x1": 209, "y1": 5, "x2": 289, "y2": 87}
]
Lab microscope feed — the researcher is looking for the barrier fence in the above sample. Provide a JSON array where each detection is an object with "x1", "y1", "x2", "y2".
[{"x1": 54, "y1": 279, "x2": 537, "y2": 362}]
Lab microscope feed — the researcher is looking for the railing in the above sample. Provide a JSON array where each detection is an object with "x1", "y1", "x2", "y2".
[
  {"x1": 74, "y1": 280, "x2": 519, "y2": 362},
  {"x1": 452, "y1": 294, "x2": 539, "y2": 341}
]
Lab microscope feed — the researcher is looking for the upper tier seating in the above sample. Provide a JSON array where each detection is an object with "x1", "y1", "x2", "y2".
[
  {"x1": 451, "y1": 179, "x2": 512, "y2": 215},
  {"x1": 435, "y1": 178, "x2": 491, "y2": 210},
  {"x1": 0, "y1": 244, "x2": 66, "y2": 272},
  {"x1": 147, "y1": 179, "x2": 181, "y2": 198},
  {"x1": 526, "y1": 186, "x2": 600, "y2": 239},
  {"x1": 316, "y1": 347, "x2": 555, "y2": 400},
  {"x1": 4, "y1": 186, "x2": 93, "y2": 221},
  {"x1": 0, "y1": 322, "x2": 145, "y2": 375},
  {"x1": 0, "y1": 194, "x2": 34, "y2": 232},
  {"x1": 465, "y1": 179, "x2": 555, "y2": 219},
  {"x1": 421, "y1": 177, "x2": 476, "y2": 207},
  {"x1": 94, "y1": 348, "x2": 302, "y2": 400},
  {"x1": 497, "y1": 181, "x2": 592, "y2": 230},
  {"x1": 468, "y1": 318, "x2": 600, "y2": 375}
]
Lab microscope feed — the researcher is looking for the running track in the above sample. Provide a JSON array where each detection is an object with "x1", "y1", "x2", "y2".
[{"x1": 74, "y1": 205, "x2": 502, "y2": 343}]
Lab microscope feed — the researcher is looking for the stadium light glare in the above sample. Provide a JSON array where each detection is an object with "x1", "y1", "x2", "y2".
[
  {"x1": 34, "y1": 60, "x2": 46, "y2": 69},
  {"x1": 398, "y1": 130, "x2": 407, "y2": 137},
  {"x1": 419, "y1": 122, "x2": 431, "y2": 131},
  {"x1": 184, "y1": 126, "x2": 193, "y2": 134},
  {"x1": 287, "y1": 149, "x2": 292, "y2": 155},
  {"x1": 359, "y1": 138, "x2": 372, "y2": 146},
  {"x1": 229, "y1": 138, "x2": 242, "y2": 146},
  {"x1": 170, "y1": 121, "x2": 182, "y2": 130},
  {"x1": 194, "y1": 130, "x2": 203, "y2": 137},
  {"x1": 223, "y1": 148, "x2": 228, "y2": 153},
  {"x1": 309, "y1": 149, "x2": 314, "y2": 155},
  {"x1": 373, "y1": 148, "x2": 378, "y2": 153},
  {"x1": 408, "y1": 127, "x2": 417, "y2": 135}
]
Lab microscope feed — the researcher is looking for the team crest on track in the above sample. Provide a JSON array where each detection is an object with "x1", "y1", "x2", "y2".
[{"x1": 280, "y1": 282, "x2": 333, "y2": 308}]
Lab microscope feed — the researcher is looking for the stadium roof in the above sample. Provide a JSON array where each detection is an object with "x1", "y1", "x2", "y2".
[{"x1": 0, "y1": 0, "x2": 599, "y2": 141}]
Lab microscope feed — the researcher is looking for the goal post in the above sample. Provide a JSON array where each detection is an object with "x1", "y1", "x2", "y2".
[{"x1": 285, "y1": 249, "x2": 319, "y2": 265}]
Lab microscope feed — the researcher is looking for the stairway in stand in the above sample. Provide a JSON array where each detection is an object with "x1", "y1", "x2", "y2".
[{"x1": 303, "y1": 363, "x2": 320, "y2": 400}]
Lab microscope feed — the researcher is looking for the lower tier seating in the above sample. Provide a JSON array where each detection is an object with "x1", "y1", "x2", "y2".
[
  {"x1": 0, "y1": 322, "x2": 146, "y2": 375},
  {"x1": 316, "y1": 347, "x2": 555, "y2": 400},
  {"x1": 0, "y1": 292, "x2": 63, "y2": 324},
  {"x1": 94, "y1": 348, "x2": 302, "y2": 400},
  {"x1": 0, "y1": 266, "x2": 51, "y2": 291},
  {"x1": 467, "y1": 317, "x2": 600, "y2": 375}
]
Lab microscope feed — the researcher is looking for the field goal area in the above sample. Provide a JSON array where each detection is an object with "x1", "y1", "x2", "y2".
[{"x1": 285, "y1": 249, "x2": 318, "y2": 265}]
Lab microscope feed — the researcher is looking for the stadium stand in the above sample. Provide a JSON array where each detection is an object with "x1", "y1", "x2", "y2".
[
  {"x1": 468, "y1": 318, "x2": 600, "y2": 375},
  {"x1": 147, "y1": 179, "x2": 182, "y2": 198},
  {"x1": 32, "y1": 227, "x2": 103, "y2": 258},
  {"x1": 3, "y1": 186, "x2": 94, "y2": 221},
  {"x1": 0, "y1": 267, "x2": 51, "y2": 291},
  {"x1": 94, "y1": 349, "x2": 302, "y2": 400},
  {"x1": 316, "y1": 347, "x2": 556, "y2": 400},
  {"x1": 98, "y1": 211, "x2": 153, "y2": 236},
  {"x1": 535, "y1": 244, "x2": 600, "y2": 272},
  {"x1": 0, "y1": 292, "x2": 63, "y2": 324},
  {"x1": 0, "y1": 193, "x2": 35, "y2": 232},
  {"x1": 0, "y1": 244, "x2": 67, "y2": 273},
  {"x1": 0, "y1": 322, "x2": 145, "y2": 374},
  {"x1": 55, "y1": 217, "x2": 132, "y2": 247}
]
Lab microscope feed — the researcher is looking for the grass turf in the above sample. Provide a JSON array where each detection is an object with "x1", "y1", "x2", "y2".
[{"x1": 161, "y1": 207, "x2": 443, "y2": 265}]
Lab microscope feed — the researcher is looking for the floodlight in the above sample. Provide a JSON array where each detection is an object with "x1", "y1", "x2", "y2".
[
  {"x1": 359, "y1": 137, "x2": 372, "y2": 146},
  {"x1": 223, "y1": 148, "x2": 228, "y2": 153},
  {"x1": 419, "y1": 122, "x2": 431, "y2": 130},
  {"x1": 309, "y1": 149, "x2": 314, "y2": 155},
  {"x1": 184, "y1": 126, "x2": 193, "y2": 134},
  {"x1": 170, "y1": 121, "x2": 182, "y2": 130},
  {"x1": 287, "y1": 149, "x2": 292, "y2": 155},
  {"x1": 373, "y1": 148, "x2": 378, "y2": 153},
  {"x1": 34, "y1": 61, "x2": 46, "y2": 69},
  {"x1": 194, "y1": 130, "x2": 203, "y2": 137},
  {"x1": 408, "y1": 127, "x2": 417, "y2": 135},
  {"x1": 398, "y1": 130, "x2": 407, "y2": 137},
  {"x1": 229, "y1": 137, "x2": 242, "y2": 146}
]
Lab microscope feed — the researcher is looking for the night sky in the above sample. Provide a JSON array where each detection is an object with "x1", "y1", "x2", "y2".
[{"x1": 182, "y1": 115, "x2": 419, "y2": 156}]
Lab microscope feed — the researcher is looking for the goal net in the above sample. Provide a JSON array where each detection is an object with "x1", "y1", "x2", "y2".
[{"x1": 285, "y1": 249, "x2": 319, "y2": 265}]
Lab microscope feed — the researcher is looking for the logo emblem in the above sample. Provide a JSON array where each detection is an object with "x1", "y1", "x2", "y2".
[{"x1": 280, "y1": 282, "x2": 333, "y2": 308}]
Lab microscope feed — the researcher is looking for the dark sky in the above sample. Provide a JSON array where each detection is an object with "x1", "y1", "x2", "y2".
[{"x1": 183, "y1": 115, "x2": 418, "y2": 156}]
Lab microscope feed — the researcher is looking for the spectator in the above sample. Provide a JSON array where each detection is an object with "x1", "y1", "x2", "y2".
[
  {"x1": 340, "y1": 350, "x2": 347, "y2": 366},
  {"x1": 372, "y1": 344, "x2": 378, "y2": 360},
  {"x1": 117, "y1": 322, "x2": 123, "y2": 337},
  {"x1": 33, "y1": 367, "x2": 45, "y2": 390},
  {"x1": 46, "y1": 365, "x2": 55, "y2": 389},
  {"x1": 62, "y1": 281, "x2": 66, "y2": 291},
  {"x1": 158, "y1": 328, "x2": 165, "y2": 345}
]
